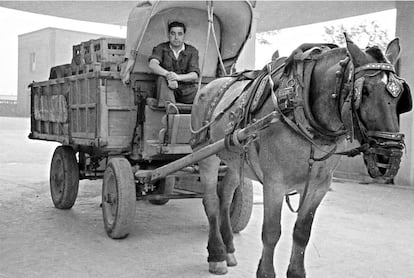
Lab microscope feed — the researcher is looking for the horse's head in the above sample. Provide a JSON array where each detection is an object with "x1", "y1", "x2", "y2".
[{"x1": 345, "y1": 34, "x2": 412, "y2": 179}]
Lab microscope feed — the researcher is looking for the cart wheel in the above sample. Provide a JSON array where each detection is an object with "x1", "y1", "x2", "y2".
[
  {"x1": 50, "y1": 146, "x2": 79, "y2": 209},
  {"x1": 149, "y1": 176, "x2": 174, "y2": 205},
  {"x1": 102, "y1": 158, "x2": 136, "y2": 239},
  {"x1": 230, "y1": 178, "x2": 253, "y2": 233}
]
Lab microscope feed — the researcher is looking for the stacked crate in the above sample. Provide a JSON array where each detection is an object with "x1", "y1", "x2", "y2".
[
  {"x1": 73, "y1": 37, "x2": 126, "y2": 74},
  {"x1": 49, "y1": 37, "x2": 126, "y2": 79}
]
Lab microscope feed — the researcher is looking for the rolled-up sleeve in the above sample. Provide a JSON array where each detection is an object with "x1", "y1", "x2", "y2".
[
  {"x1": 187, "y1": 48, "x2": 200, "y2": 76},
  {"x1": 148, "y1": 44, "x2": 163, "y2": 63}
]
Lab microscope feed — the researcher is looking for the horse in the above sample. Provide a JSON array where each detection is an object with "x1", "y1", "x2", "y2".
[{"x1": 190, "y1": 33, "x2": 412, "y2": 278}]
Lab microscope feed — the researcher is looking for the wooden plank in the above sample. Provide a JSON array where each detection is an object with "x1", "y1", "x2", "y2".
[
  {"x1": 143, "y1": 106, "x2": 164, "y2": 142},
  {"x1": 31, "y1": 131, "x2": 69, "y2": 144},
  {"x1": 170, "y1": 115, "x2": 180, "y2": 144},
  {"x1": 72, "y1": 131, "x2": 95, "y2": 139},
  {"x1": 108, "y1": 110, "x2": 133, "y2": 136},
  {"x1": 168, "y1": 115, "x2": 191, "y2": 144},
  {"x1": 106, "y1": 79, "x2": 133, "y2": 107},
  {"x1": 160, "y1": 144, "x2": 192, "y2": 154}
]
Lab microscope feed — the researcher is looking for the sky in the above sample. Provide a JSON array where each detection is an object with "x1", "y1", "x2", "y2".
[{"x1": 0, "y1": 5, "x2": 396, "y2": 96}]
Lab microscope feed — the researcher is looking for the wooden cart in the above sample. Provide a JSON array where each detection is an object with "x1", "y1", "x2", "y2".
[{"x1": 29, "y1": 0, "x2": 256, "y2": 239}]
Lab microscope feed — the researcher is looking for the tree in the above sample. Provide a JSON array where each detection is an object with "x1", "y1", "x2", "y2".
[
  {"x1": 257, "y1": 30, "x2": 279, "y2": 45},
  {"x1": 323, "y1": 20, "x2": 390, "y2": 51}
]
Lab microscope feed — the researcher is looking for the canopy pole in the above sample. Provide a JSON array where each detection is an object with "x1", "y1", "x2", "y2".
[
  {"x1": 131, "y1": 1, "x2": 159, "y2": 70},
  {"x1": 195, "y1": 0, "x2": 213, "y2": 104},
  {"x1": 122, "y1": 1, "x2": 159, "y2": 84},
  {"x1": 195, "y1": 0, "x2": 228, "y2": 105},
  {"x1": 209, "y1": 5, "x2": 227, "y2": 76}
]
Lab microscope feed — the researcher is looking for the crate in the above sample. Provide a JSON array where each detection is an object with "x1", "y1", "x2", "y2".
[
  {"x1": 72, "y1": 44, "x2": 83, "y2": 66},
  {"x1": 89, "y1": 37, "x2": 126, "y2": 64},
  {"x1": 70, "y1": 62, "x2": 122, "y2": 76},
  {"x1": 83, "y1": 40, "x2": 96, "y2": 64},
  {"x1": 29, "y1": 72, "x2": 137, "y2": 152},
  {"x1": 71, "y1": 37, "x2": 125, "y2": 68},
  {"x1": 49, "y1": 64, "x2": 73, "y2": 79}
]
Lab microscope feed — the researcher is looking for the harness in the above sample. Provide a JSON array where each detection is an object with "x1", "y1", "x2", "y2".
[{"x1": 191, "y1": 44, "x2": 408, "y2": 213}]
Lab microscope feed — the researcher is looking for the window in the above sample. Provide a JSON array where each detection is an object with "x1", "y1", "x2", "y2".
[{"x1": 30, "y1": 52, "x2": 36, "y2": 72}]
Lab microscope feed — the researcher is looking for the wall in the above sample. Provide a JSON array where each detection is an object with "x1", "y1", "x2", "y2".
[{"x1": 394, "y1": 2, "x2": 414, "y2": 186}]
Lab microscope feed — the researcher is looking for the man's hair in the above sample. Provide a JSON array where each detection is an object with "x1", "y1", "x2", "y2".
[{"x1": 168, "y1": 21, "x2": 186, "y2": 33}]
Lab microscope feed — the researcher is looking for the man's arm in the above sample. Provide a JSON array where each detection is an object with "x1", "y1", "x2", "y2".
[
  {"x1": 149, "y1": 59, "x2": 197, "y2": 86},
  {"x1": 148, "y1": 59, "x2": 169, "y2": 77},
  {"x1": 167, "y1": 48, "x2": 200, "y2": 82},
  {"x1": 167, "y1": 71, "x2": 198, "y2": 82}
]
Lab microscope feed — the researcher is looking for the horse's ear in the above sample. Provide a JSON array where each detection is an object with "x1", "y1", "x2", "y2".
[
  {"x1": 344, "y1": 33, "x2": 367, "y2": 67},
  {"x1": 385, "y1": 38, "x2": 401, "y2": 65}
]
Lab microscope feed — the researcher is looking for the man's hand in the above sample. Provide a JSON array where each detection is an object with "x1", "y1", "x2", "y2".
[
  {"x1": 167, "y1": 80, "x2": 178, "y2": 89},
  {"x1": 166, "y1": 72, "x2": 179, "y2": 81}
]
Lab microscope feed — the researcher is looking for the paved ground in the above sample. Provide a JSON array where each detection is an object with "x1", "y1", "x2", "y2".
[{"x1": 1, "y1": 117, "x2": 414, "y2": 278}]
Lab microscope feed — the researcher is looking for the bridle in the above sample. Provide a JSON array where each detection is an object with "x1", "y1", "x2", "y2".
[
  {"x1": 282, "y1": 52, "x2": 407, "y2": 212},
  {"x1": 337, "y1": 58, "x2": 406, "y2": 179}
]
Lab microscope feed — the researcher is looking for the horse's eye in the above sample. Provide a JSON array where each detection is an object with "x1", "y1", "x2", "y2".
[{"x1": 362, "y1": 87, "x2": 369, "y2": 96}]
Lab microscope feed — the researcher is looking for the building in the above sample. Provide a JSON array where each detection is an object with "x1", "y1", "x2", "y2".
[{"x1": 17, "y1": 27, "x2": 115, "y2": 116}]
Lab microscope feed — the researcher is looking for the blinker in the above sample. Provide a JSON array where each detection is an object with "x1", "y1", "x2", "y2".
[{"x1": 386, "y1": 73, "x2": 403, "y2": 97}]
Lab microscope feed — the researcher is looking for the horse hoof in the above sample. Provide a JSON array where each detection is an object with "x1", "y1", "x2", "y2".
[
  {"x1": 226, "y1": 253, "x2": 237, "y2": 267},
  {"x1": 209, "y1": 261, "x2": 228, "y2": 275}
]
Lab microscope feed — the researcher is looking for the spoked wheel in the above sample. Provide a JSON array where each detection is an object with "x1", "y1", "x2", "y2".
[
  {"x1": 149, "y1": 176, "x2": 175, "y2": 205},
  {"x1": 50, "y1": 146, "x2": 79, "y2": 209},
  {"x1": 102, "y1": 158, "x2": 136, "y2": 239},
  {"x1": 230, "y1": 178, "x2": 253, "y2": 233}
]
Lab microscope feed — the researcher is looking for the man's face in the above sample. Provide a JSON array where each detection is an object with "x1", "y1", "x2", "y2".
[{"x1": 168, "y1": 26, "x2": 185, "y2": 48}]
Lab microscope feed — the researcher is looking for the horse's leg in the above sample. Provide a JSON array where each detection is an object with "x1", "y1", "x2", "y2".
[
  {"x1": 257, "y1": 177, "x2": 285, "y2": 278},
  {"x1": 286, "y1": 180, "x2": 330, "y2": 278},
  {"x1": 217, "y1": 166, "x2": 239, "y2": 267},
  {"x1": 199, "y1": 155, "x2": 228, "y2": 275}
]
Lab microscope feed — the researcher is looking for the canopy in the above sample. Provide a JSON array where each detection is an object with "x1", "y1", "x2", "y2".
[{"x1": 124, "y1": 0, "x2": 254, "y2": 77}]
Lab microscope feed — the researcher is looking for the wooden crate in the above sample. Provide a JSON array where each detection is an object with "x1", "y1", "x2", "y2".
[
  {"x1": 92, "y1": 37, "x2": 125, "y2": 63},
  {"x1": 49, "y1": 64, "x2": 73, "y2": 79},
  {"x1": 72, "y1": 44, "x2": 83, "y2": 66},
  {"x1": 81, "y1": 40, "x2": 94, "y2": 64},
  {"x1": 71, "y1": 37, "x2": 125, "y2": 68}
]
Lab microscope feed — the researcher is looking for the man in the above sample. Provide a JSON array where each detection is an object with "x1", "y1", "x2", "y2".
[{"x1": 148, "y1": 21, "x2": 200, "y2": 106}]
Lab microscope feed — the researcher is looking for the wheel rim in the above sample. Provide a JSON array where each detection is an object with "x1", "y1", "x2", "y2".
[
  {"x1": 103, "y1": 168, "x2": 118, "y2": 228},
  {"x1": 51, "y1": 156, "x2": 65, "y2": 201}
]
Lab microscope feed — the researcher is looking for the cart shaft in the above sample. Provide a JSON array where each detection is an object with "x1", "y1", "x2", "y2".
[{"x1": 135, "y1": 111, "x2": 279, "y2": 183}]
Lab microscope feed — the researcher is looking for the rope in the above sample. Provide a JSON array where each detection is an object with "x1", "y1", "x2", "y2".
[{"x1": 285, "y1": 145, "x2": 314, "y2": 213}]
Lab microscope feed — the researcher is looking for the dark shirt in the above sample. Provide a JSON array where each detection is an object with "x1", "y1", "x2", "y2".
[{"x1": 149, "y1": 42, "x2": 200, "y2": 77}]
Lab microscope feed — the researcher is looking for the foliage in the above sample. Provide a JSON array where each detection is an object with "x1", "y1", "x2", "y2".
[
  {"x1": 323, "y1": 20, "x2": 390, "y2": 51},
  {"x1": 257, "y1": 30, "x2": 279, "y2": 45}
]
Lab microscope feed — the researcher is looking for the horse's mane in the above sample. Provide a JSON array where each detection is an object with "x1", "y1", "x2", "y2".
[
  {"x1": 317, "y1": 47, "x2": 348, "y2": 66},
  {"x1": 319, "y1": 45, "x2": 387, "y2": 65}
]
